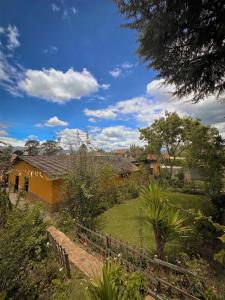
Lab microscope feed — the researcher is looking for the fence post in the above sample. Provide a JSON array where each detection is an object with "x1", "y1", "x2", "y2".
[{"x1": 64, "y1": 250, "x2": 71, "y2": 278}]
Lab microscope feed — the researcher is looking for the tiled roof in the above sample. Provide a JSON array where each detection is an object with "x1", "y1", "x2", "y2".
[{"x1": 14, "y1": 154, "x2": 138, "y2": 179}]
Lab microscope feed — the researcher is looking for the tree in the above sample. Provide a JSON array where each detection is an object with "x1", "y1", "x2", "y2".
[
  {"x1": 25, "y1": 139, "x2": 40, "y2": 155},
  {"x1": 186, "y1": 123, "x2": 225, "y2": 198},
  {"x1": 115, "y1": 0, "x2": 225, "y2": 102},
  {"x1": 0, "y1": 141, "x2": 12, "y2": 188},
  {"x1": 41, "y1": 140, "x2": 63, "y2": 156},
  {"x1": 140, "y1": 182, "x2": 190, "y2": 259},
  {"x1": 140, "y1": 112, "x2": 191, "y2": 180}
]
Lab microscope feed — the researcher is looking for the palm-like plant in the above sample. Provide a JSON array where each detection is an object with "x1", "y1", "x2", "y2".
[
  {"x1": 140, "y1": 182, "x2": 190, "y2": 260},
  {"x1": 87, "y1": 262, "x2": 125, "y2": 300}
]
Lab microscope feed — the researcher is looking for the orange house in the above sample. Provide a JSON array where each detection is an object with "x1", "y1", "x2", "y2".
[{"x1": 8, "y1": 155, "x2": 138, "y2": 205}]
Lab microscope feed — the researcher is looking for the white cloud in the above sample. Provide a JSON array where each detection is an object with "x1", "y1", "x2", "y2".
[
  {"x1": 43, "y1": 46, "x2": 58, "y2": 55},
  {"x1": 58, "y1": 128, "x2": 89, "y2": 150},
  {"x1": 0, "y1": 136, "x2": 25, "y2": 147},
  {"x1": 6, "y1": 25, "x2": 20, "y2": 50},
  {"x1": 71, "y1": 6, "x2": 77, "y2": 15},
  {"x1": 35, "y1": 116, "x2": 68, "y2": 127},
  {"x1": 101, "y1": 83, "x2": 110, "y2": 90},
  {"x1": 121, "y1": 62, "x2": 134, "y2": 69},
  {"x1": 58, "y1": 126, "x2": 144, "y2": 151},
  {"x1": 88, "y1": 118, "x2": 97, "y2": 123},
  {"x1": 45, "y1": 116, "x2": 68, "y2": 127},
  {"x1": 18, "y1": 68, "x2": 100, "y2": 103},
  {"x1": 109, "y1": 61, "x2": 135, "y2": 78},
  {"x1": 51, "y1": 3, "x2": 60, "y2": 12},
  {"x1": 109, "y1": 67, "x2": 122, "y2": 78},
  {"x1": 84, "y1": 80, "x2": 225, "y2": 137},
  {"x1": 84, "y1": 107, "x2": 117, "y2": 120},
  {"x1": 0, "y1": 129, "x2": 7, "y2": 136}
]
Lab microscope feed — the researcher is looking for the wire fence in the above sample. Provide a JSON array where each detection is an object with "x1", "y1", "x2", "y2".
[{"x1": 76, "y1": 223, "x2": 205, "y2": 300}]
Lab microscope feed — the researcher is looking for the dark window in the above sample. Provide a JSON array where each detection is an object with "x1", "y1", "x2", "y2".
[
  {"x1": 14, "y1": 176, "x2": 19, "y2": 193},
  {"x1": 24, "y1": 177, "x2": 29, "y2": 192}
]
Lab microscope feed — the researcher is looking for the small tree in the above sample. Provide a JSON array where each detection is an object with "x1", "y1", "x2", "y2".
[
  {"x1": 140, "y1": 182, "x2": 190, "y2": 259},
  {"x1": 25, "y1": 139, "x2": 40, "y2": 155},
  {"x1": 140, "y1": 112, "x2": 190, "y2": 180}
]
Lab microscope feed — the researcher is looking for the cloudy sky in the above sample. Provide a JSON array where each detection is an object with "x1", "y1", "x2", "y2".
[{"x1": 0, "y1": 0, "x2": 224, "y2": 150}]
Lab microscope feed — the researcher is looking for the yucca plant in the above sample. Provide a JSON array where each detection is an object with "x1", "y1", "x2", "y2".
[
  {"x1": 87, "y1": 262, "x2": 125, "y2": 300},
  {"x1": 140, "y1": 182, "x2": 190, "y2": 260}
]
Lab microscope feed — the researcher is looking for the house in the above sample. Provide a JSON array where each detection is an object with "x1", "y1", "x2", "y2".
[
  {"x1": 8, "y1": 154, "x2": 138, "y2": 205},
  {"x1": 146, "y1": 154, "x2": 202, "y2": 180}
]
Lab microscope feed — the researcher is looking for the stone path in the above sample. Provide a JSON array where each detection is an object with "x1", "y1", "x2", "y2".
[{"x1": 47, "y1": 226, "x2": 103, "y2": 278}]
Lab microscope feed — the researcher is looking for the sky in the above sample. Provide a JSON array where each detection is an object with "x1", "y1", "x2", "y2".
[{"x1": 0, "y1": 0, "x2": 224, "y2": 150}]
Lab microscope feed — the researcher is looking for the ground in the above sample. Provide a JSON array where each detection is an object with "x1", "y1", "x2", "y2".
[{"x1": 100, "y1": 191, "x2": 210, "y2": 254}]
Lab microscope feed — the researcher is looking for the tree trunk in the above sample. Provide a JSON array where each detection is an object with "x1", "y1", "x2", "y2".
[{"x1": 155, "y1": 231, "x2": 165, "y2": 260}]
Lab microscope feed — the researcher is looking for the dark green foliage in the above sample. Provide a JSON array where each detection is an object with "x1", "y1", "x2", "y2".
[
  {"x1": 41, "y1": 140, "x2": 63, "y2": 156},
  {"x1": 0, "y1": 191, "x2": 12, "y2": 226},
  {"x1": 115, "y1": 0, "x2": 225, "y2": 102},
  {"x1": 0, "y1": 141, "x2": 12, "y2": 188},
  {"x1": 0, "y1": 205, "x2": 47, "y2": 297}
]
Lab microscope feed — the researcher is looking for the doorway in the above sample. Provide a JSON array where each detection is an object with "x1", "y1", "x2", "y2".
[{"x1": 14, "y1": 176, "x2": 19, "y2": 193}]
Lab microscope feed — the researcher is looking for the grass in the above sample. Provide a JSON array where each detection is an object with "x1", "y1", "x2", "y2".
[{"x1": 99, "y1": 192, "x2": 210, "y2": 254}]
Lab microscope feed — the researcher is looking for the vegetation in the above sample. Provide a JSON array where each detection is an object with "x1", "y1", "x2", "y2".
[
  {"x1": 41, "y1": 140, "x2": 63, "y2": 156},
  {"x1": 140, "y1": 112, "x2": 225, "y2": 199},
  {"x1": 62, "y1": 147, "x2": 149, "y2": 229},
  {"x1": 25, "y1": 139, "x2": 40, "y2": 155},
  {"x1": 115, "y1": 0, "x2": 225, "y2": 102},
  {"x1": 100, "y1": 191, "x2": 209, "y2": 253},
  {"x1": 140, "y1": 182, "x2": 190, "y2": 259},
  {"x1": 87, "y1": 260, "x2": 147, "y2": 300},
  {"x1": 0, "y1": 141, "x2": 12, "y2": 188}
]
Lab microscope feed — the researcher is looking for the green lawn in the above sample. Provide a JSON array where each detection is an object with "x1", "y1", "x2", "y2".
[{"x1": 99, "y1": 192, "x2": 210, "y2": 254}]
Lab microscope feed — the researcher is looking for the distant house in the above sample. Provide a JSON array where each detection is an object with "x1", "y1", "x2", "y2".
[
  {"x1": 146, "y1": 154, "x2": 202, "y2": 180},
  {"x1": 8, "y1": 154, "x2": 138, "y2": 205}
]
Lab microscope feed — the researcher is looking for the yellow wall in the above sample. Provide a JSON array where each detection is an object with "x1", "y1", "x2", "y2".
[{"x1": 8, "y1": 161, "x2": 61, "y2": 204}]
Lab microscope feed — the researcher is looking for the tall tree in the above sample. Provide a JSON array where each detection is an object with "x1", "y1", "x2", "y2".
[
  {"x1": 41, "y1": 140, "x2": 63, "y2": 156},
  {"x1": 140, "y1": 112, "x2": 190, "y2": 179},
  {"x1": 115, "y1": 0, "x2": 225, "y2": 102},
  {"x1": 25, "y1": 140, "x2": 40, "y2": 155},
  {"x1": 0, "y1": 141, "x2": 12, "y2": 189}
]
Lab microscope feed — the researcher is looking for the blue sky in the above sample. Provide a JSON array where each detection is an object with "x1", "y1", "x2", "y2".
[{"x1": 0, "y1": 0, "x2": 224, "y2": 150}]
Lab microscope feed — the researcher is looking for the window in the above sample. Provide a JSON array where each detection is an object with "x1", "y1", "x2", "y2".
[{"x1": 24, "y1": 176, "x2": 29, "y2": 192}]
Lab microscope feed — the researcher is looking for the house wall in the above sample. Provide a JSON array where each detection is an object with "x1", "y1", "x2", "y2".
[{"x1": 8, "y1": 161, "x2": 56, "y2": 204}]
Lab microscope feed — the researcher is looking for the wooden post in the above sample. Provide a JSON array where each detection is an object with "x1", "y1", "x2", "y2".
[{"x1": 64, "y1": 250, "x2": 71, "y2": 278}]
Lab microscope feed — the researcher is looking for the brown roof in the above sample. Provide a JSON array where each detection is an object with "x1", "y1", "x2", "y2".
[{"x1": 14, "y1": 154, "x2": 138, "y2": 179}]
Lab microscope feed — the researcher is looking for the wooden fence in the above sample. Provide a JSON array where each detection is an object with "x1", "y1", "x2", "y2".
[
  {"x1": 47, "y1": 230, "x2": 71, "y2": 278},
  {"x1": 76, "y1": 223, "x2": 205, "y2": 300}
]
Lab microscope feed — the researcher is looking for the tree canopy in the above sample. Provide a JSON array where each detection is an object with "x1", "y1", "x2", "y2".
[
  {"x1": 115, "y1": 0, "x2": 225, "y2": 102},
  {"x1": 140, "y1": 112, "x2": 225, "y2": 195}
]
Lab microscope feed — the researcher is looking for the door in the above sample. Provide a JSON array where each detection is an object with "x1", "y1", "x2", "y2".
[{"x1": 14, "y1": 176, "x2": 19, "y2": 193}]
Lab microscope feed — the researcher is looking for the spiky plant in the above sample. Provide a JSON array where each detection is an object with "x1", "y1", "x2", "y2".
[
  {"x1": 140, "y1": 182, "x2": 190, "y2": 259},
  {"x1": 87, "y1": 262, "x2": 125, "y2": 300}
]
